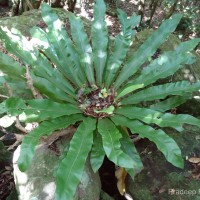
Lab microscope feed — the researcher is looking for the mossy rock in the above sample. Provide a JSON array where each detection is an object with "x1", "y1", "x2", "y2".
[
  {"x1": 0, "y1": 9, "x2": 42, "y2": 36},
  {"x1": 0, "y1": 8, "x2": 91, "y2": 36},
  {"x1": 13, "y1": 137, "x2": 101, "y2": 200},
  {"x1": 126, "y1": 124, "x2": 200, "y2": 200},
  {"x1": 100, "y1": 190, "x2": 115, "y2": 200}
]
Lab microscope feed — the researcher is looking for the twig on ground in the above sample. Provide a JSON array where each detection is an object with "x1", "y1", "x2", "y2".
[
  {"x1": 4, "y1": 83, "x2": 13, "y2": 97},
  {"x1": 25, "y1": 0, "x2": 34, "y2": 9},
  {"x1": 0, "y1": 126, "x2": 10, "y2": 135},
  {"x1": 15, "y1": 116, "x2": 28, "y2": 134},
  {"x1": 132, "y1": 136, "x2": 142, "y2": 143},
  {"x1": 0, "y1": 130, "x2": 25, "y2": 151},
  {"x1": 3, "y1": 83, "x2": 28, "y2": 134},
  {"x1": 25, "y1": 66, "x2": 43, "y2": 99},
  {"x1": 7, "y1": 134, "x2": 25, "y2": 151},
  {"x1": 0, "y1": 94, "x2": 9, "y2": 99},
  {"x1": 41, "y1": 126, "x2": 77, "y2": 146},
  {"x1": 8, "y1": 126, "x2": 76, "y2": 150}
]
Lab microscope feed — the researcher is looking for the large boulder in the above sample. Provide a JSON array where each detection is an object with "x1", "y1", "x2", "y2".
[
  {"x1": 13, "y1": 138, "x2": 101, "y2": 200},
  {"x1": 0, "y1": 8, "x2": 90, "y2": 36}
]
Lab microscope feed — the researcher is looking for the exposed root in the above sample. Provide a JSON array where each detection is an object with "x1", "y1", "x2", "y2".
[
  {"x1": 25, "y1": 66, "x2": 43, "y2": 99},
  {"x1": 15, "y1": 116, "x2": 28, "y2": 134}
]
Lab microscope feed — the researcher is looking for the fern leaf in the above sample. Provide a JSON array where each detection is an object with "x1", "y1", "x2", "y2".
[
  {"x1": 92, "y1": 0, "x2": 108, "y2": 85},
  {"x1": 122, "y1": 81, "x2": 200, "y2": 105},
  {"x1": 112, "y1": 115, "x2": 184, "y2": 168},
  {"x1": 114, "y1": 14, "x2": 182, "y2": 89},
  {"x1": 104, "y1": 10, "x2": 140, "y2": 87},
  {"x1": 0, "y1": 52, "x2": 25, "y2": 80},
  {"x1": 5, "y1": 98, "x2": 81, "y2": 122},
  {"x1": 122, "y1": 38, "x2": 200, "y2": 93},
  {"x1": 90, "y1": 131, "x2": 105, "y2": 173},
  {"x1": 55, "y1": 117, "x2": 96, "y2": 200},
  {"x1": 18, "y1": 114, "x2": 84, "y2": 171},
  {"x1": 0, "y1": 26, "x2": 75, "y2": 97},
  {"x1": 98, "y1": 118, "x2": 135, "y2": 168},
  {"x1": 115, "y1": 106, "x2": 200, "y2": 132},
  {"x1": 69, "y1": 14, "x2": 95, "y2": 85},
  {"x1": 149, "y1": 96, "x2": 190, "y2": 112}
]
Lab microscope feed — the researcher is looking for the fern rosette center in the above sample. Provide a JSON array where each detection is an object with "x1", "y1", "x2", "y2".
[{"x1": 78, "y1": 87, "x2": 117, "y2": 118}]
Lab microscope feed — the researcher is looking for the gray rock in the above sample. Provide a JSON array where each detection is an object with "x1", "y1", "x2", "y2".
[
  {"x1": 13, "y1": 141, "x2": 101, "y2": 200},
  {"x1": 100, "y1": 190, "x2": 115, "y2": 200}
]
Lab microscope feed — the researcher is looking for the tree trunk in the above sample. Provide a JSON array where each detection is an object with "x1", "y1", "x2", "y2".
[
  {"x1": 165, "y1": 0, "x2": 178, "y2": 19},
  {"x1": 11, "y1": 0, "x2": 42, "y2": 16},
  {"x1": 148, "y1": 0, "x2": 160, "y2": 27},
  {"x1": 138, "y1": 0, "x2": 145, "y2": 25},
  {"x1": 11, "y1": 0, "x2": 66, "y2": 16},
  {"x1": 67, "y1": 0, "x2": 77, "y2": 12}
]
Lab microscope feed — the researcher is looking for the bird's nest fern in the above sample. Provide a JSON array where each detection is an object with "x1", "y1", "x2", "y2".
[{"x1": 0, "y1": 0, "x2": 200, "y2": 199}]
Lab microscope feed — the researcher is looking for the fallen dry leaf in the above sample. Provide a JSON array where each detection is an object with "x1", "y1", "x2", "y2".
[
  {"x1": 187, "y1": 157, "x2": 200, "y2": 180},
  {"x1": 159, "y1": 188, "x2": 166, "y2": 194},
  {"x1": 188, "y1": 157, "x2": 200, "y2": 164},
  {"x1": 115, "y1": 167, "x2": 127, "y2": 195}
]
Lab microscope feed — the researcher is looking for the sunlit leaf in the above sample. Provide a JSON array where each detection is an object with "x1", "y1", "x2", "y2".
[
  {"x1": 32, "y1": 3, "x2": 86, "y2": 86},
  {"x1": 69, "y1": 13, "x2": 95, "y2": 85},
  {"x1": 104, "y1": 10, "x2": 140, "y2": 87},
  {"x1": 0, "y1": 26, "x2": 75, "y2": 97},
  {"x1": 92, "y1": 0, "x2": 108, "y2": 85},
  {"x1": 0, "y1": 52, "x2": 25, "y2": 81},
  {"x1": 122, "y1": 51, "x2": 196, "y2": 93},
  {"x1": 117, "y1": 84, "x2": 144, "y2": 99},
  {"x1": 122, "y1": 81, "x2": 200, "y2": 105},
  {"x1": 114, "y1": 14, "x2": 182, "y2": 89},
  {"x1": 5, "y1": 98, "x2": 81, "y2": 122}
]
